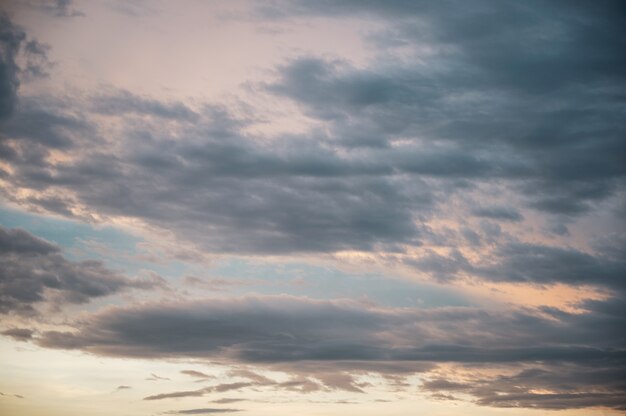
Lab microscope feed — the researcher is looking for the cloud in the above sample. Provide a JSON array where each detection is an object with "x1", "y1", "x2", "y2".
[
  {"x1": 27, "y1": 0, "x2": 85, "y2": 18},
  {"x1": 471, "y1": 206, "x2": 523, "y2": 222},
  {"x1": 181, "y1": 370, "x2": 214, "y2": 380},
  {"x1": 144, "y1": 382, "x2": 258, "y2": 401},
  {"x1": 1, "y1": 1, "x2": 624, "y2": 413},
  {"x1": 0, "y1": 226, "x2": 58, "y2": 254},
  {"x1": 145, "y1": 387, "x2": 209, "y2": 401},
  {"x1": 35, "y1": 295, "x2": 625, "y2": 363},
  {"x1": 0, "y1": 13, "x2": 53, "y2": 122},
  {"x1": 1, "y1": 327, "x2": 34, "y2": 341},
  {"x1": 0, "y1": 226, "x2": 164, "y2": 315},
  {"x1": 0, "y1": 1, "x2": 622, "y2": 265},
  {"x1": 91, "y1": 89, "x2": 198, "y2": 121},
  {"x1": 478, "y1": 242, "x2": 626, "y2": 291},
  {"x1": 263, "y1": 0, "x2": 626, "y2": 215},
  {"x1": 404, "y1": 240, "x2": 626, "y2": 291},
  {"x1": 0, "y1": 13, "x2": 25, "y2": 120},
  {"x1": 30, "y1": 294, "x2": 625, "y2": 408},
  {"x1": 270, "y1": 53, "x2": 625, "y2": 213},
  {"x1": 163, "y1": 409, "x2": 241, "y2": 415},
  {"x1": 2, "y1": 88, "x2": 436, "y2": 254},
  {"x1": 146, "y1": 373, "x2": 170, "y2": 381},
  {"x1": 422, "y1": 364, "x2": 626, "y2": 410},
  {"x1": 210, "y1": 398, "x2": 245, "y2": 404}
]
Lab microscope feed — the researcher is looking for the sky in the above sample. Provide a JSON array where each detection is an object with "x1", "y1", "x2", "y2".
[{"x1": 0, "y1": 1, "x2": 625, "y2": 415}]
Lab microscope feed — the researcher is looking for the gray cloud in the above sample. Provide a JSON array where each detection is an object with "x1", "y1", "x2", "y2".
[
  {"x1": 91, "y1": 89, "x2": 198, "y2": 121},
  {"x1": 422, "y1": 364, "x2": 626, "y2": 410},
  {"x1": 2, "y1": 96, "x2": 431, "y2": 253},
  {"x1": 163, "y1": 409, "x2": 241, "y2": 415},
  {"x1": 145, "y1": 387, "x2": 209, "y2": 401},
  {"x1": 1, "y1": 327, "x2": 34, "y2": 341},
  {"x1": 27, "y1": 0, "x2": 85, "y2": 18},
  {"x1": 0, "y1": 226, "x2": 58, "y2": 254},
  {"x1": 0, "y1": 2, "x2": 622, "y2": 264},
  {"x1": 479, "y1": 242, "x2": 626, "y2": 291},
  {"x1": 404, "y1": 240, "x2": 626, "y2": 292},
  {"x1": 1, "y1": 1, "x2": 624, "y2": 413},
  {"x1": 210, "y1": 399, "x2": 245, "y2": 404},
  {"x1": 268, "y1": 53, "x2": 625, "y2": 216},
  {"x1": 30, "y1": 294, "x2": 625, "y2": 409},
  {"x1": 0, "y1": 13, "x2": 24, "y2": 120},
  {"x1": 181, "y1": 370, "x2": 214, "y2": 380},
  {"x1": 35, "y1": 295, "x2": 626, "y2": 363},
  {"x1": 471, "y1": 206, "x2": 523, "y2": 222},
  {"x1": 146, "y1": 373, "x2": 170, "y2": 381},
  {"x1": 263, "y1": 0, "x2": 626, "y2": 214},
  {"x1": 0, "y1": 13, "x2": 52, "y2": 122},
  {"x1": 0, "y1": 226, "x2": 164, "y2": 315}
]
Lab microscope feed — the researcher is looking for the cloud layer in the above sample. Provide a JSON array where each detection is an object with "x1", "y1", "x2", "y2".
[
  {"x1": 0, "y1": 2, "x2": 624, "y2": 413},
  {"x1": 30, "y1": 294, "x2": 626, "y2": 408}
]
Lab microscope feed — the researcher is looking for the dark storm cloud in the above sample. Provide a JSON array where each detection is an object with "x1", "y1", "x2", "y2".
[{"x1": 0, "y1": 226, "x2": 163, "y2": 315}]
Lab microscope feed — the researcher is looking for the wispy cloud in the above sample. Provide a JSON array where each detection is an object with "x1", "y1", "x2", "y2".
[{"x1": 163, "y1": 409, "x2": 241, "y2": 415}]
